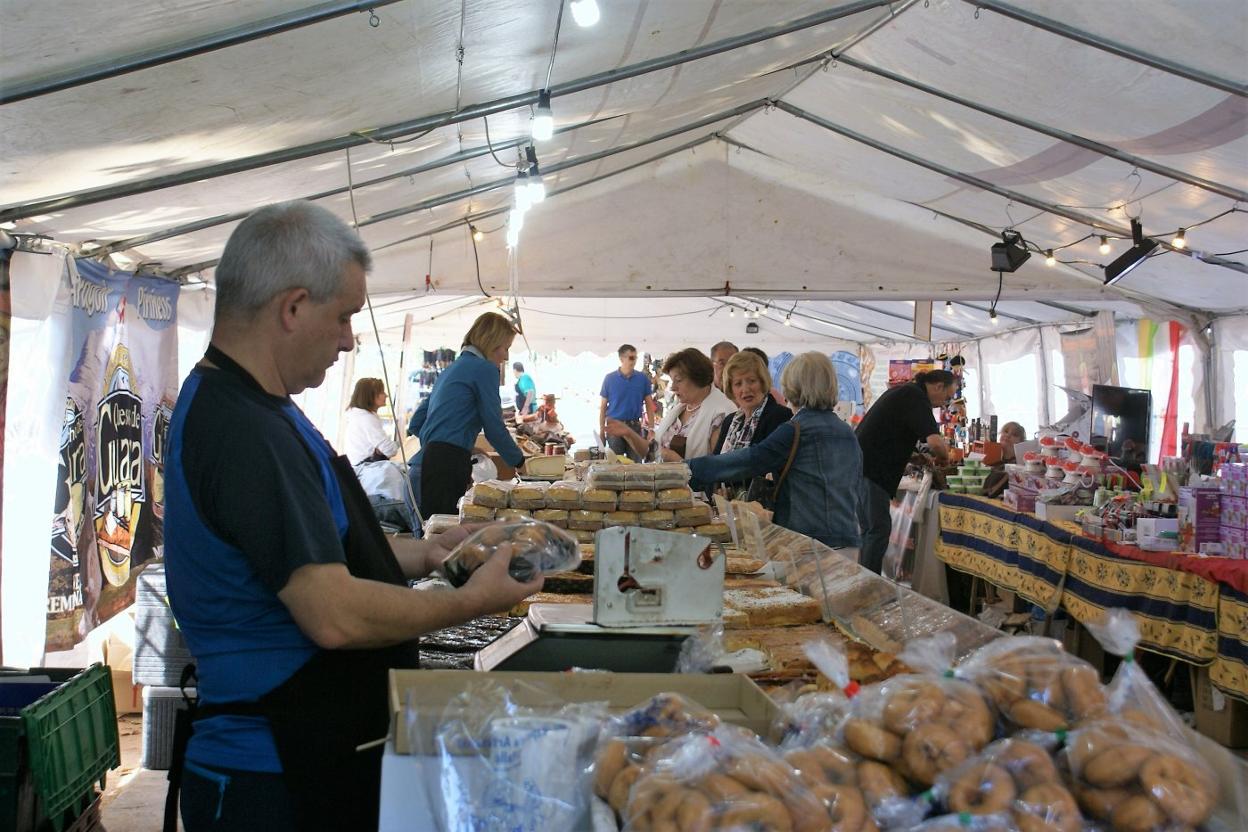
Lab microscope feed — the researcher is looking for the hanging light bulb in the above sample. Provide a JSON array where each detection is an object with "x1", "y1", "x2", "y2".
[
  {"x1": 569, "y1": 0, "x2": 600, "y2": 27},
  {"x1": 531, "y1": 90, "x2": 554, "y2": 142},
  {"x1": 989, "y1": 309, "x2": 1000, "y2": 326},
  {"x1": 527, "y1": 170, "x2": 546, "y2": 204},
  {"x1": 729, "y1": 306, "x2": 736, "y2": 318},
  {"x1": 470, "y1": 224, "x2": 484, "y2": 242},
  {"x1": 1098, "y1": 236, "x2": 1111, "y2": 255},
  {"x1": 1173, "y1": 228, "x2": 1187, "y2": 249},
  {"x1": 945, "y1": 300, "x2": 954, "y2": 315},
  {"x1": 1045, "y1": 249, "x2": 1056, "y2": 266},
  {"x1": 784, "y1": 314, "x2": 792, "y2": 326},
  {"x1": 505, "y1": 211, "x2": 523, "y2": 248}
]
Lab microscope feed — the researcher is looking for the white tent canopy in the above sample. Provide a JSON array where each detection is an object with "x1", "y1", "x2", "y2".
[{"x1": 2, "y1": 0, "x2": 1245, "y2": 344}]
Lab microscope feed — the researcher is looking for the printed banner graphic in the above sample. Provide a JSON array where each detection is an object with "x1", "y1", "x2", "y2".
[{"x1": 46, "y1": 259, "x2": 178, "y2": 650}]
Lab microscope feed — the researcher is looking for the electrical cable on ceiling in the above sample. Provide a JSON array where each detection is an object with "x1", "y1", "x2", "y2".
[
  {"x1": 468, "y1": 220, "x2": 490, "y2": 297},
  {"x1": 482, "y1": 115, "x2": 523, "y2": 169}
]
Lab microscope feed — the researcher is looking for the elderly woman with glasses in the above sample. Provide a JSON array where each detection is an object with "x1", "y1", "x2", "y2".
[{"x1": 688, "y1": 352, "x2": 862, "y2": 550}]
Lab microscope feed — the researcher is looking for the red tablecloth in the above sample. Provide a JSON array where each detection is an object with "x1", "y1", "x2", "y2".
[{"x1": 1098, "y1": 539, "x2": 1248, "y2": 595}]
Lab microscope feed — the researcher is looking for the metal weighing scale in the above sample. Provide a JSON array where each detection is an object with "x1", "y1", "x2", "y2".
[{"x1": 475, "y1": 527, "x2": 726, "y2": 673}]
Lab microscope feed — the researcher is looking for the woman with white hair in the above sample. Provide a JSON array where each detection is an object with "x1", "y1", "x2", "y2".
[{"x1": 688, "y1": 352, "x2": 862, "y2": 550}]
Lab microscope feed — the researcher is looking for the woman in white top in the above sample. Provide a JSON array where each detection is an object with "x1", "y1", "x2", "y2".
[
  {"x1": 606, "y1": 348, "x2": 736, "y2": 462},
  {"x1": 344, "y1": 377, "x2": 401, "y2": 465}
]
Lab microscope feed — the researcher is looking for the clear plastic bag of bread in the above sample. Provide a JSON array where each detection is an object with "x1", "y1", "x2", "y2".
[
  {"x1": 437, "y1": 519, "x2": 579, "y2": 588},
  {"x1": 619, "y1": 724, "x2": 874, "y2": 832},
  {"x1": 771, "y1": 639, "x2": 857, "y2": 750},
  {"x1": 957, "y1": 634, "x2": 1109, "y2": 734},
  {"x1": 405, "y1": 676, "x2": 606, "y2": 832},
  {"x1": 930, "y1": 734, "x2": 1084, "y2": 832},
  {"x1": 836, "y1": 633, "x2": 997, "y2": 793},
  {"x1": 1062, "y1": 608, "x2": 1224, "y2": 830},
  {"x1": 906, "y1": 812, "x2": 1014, "y2": 831}
]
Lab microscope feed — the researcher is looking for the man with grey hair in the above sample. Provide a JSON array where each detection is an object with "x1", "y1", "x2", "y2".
[
  {"x1": 163, "y1": 201, "x2": 541, "y2": 831},
  {"x1": 710, "y1": 340, "x2": 739, "y2": 390}
]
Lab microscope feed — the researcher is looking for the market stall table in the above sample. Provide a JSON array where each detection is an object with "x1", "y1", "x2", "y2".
[{"x1": 934, "y1": 491, "x2": 1248, "y2": 702}]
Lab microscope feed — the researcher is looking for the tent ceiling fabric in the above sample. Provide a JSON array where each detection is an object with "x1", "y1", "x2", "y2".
[{"x1": 3, "y1": 0, "x2": 1245, "y2": 339}]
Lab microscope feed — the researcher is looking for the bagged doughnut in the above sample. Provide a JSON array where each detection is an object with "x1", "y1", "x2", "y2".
[
  {"x1": 509, "y1": 480, "x2": 548, "y2": 509},
  {"x1": 545, "y1": 480, "x2": 584, "y2": 510},
  {"x1": 772, "y1": 639, "x2": 857, "y2": 750},
  {"x1": 959, "y1": 636, "x2": 1108, "y2": 734},
  {"x1": 1065, "y1": 717, "x2": 1219, "y2": 830},
  {"x1": 932, "y1": 737, "x2": 1083, "y2": 832},
  {"x1": 1083, "y1": 608, "x2": 1187, "y2": 740},
  {"x1": 471, "y1": 479, "x2": 515, "y2": 508},
  {"x1": 907, "y1": 813, "x2": 1013, "y2": 831},
  {"x1": 621, "y1": 725, "x2": 848, "y2": 832},
  {"x1": 438, "y1": 519, "x2": 578, "y2": 587}
]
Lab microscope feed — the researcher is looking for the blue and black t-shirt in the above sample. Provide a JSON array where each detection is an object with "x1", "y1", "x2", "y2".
[{"x1": 164, "y1": 362, "x2": 349, "y2": 773}]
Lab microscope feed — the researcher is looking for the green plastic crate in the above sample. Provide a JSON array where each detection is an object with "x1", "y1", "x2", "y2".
[{"x1": 0, "y1": 665, "x2": 120, "y2": 832}]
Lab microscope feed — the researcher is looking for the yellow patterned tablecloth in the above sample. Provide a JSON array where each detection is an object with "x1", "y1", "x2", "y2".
[{"x1": 935, "y1": 493, "x2": 1248, "y2": 701}]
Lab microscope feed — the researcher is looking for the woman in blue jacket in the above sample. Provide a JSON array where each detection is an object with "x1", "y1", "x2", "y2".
[
  {"x1": 689, "y1": 352, "x2": 861, "y2": 551},
  {"x1": 408, "y1": 312, "x2": 525, "y2": 517}
]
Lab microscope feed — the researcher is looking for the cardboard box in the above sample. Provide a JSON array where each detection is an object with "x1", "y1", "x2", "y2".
[
  {"x1": 1034, "y1": 502, "x2": 1084, "y2": 524},
  {"x1": 1178, "y1": 485, "x2": 1222, "y2": 551},
  {"x1": 389, "y1": 669, "x2": 778, "y2": 754},
  {"x1": 1192, "y1": 665, "x2": 1248, "y2": 748},
  {"x1": 102, "y1": 633, "x2": 142, "y2": 714}
]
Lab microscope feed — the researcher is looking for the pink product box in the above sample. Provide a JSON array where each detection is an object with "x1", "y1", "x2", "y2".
[
  {"x1": 1222, "y1": 464, "x2": 1248, "y2": 496},
  {"x1": 1005, "y1": 490, "x2": 1037, "y2": 513},
  {"x1": 1221, "y1": 528, "x2": 1247, "y2": 559},
  {"x1": 1179, "y1": 486, "x2": 1223, "y2": 550},
  {"x1": 1221, "y1": 495, "x2": 1248, "y2": 530}
]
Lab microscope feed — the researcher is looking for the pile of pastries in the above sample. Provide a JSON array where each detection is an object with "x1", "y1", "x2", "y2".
[
  {"x1": 587, "y1": 636, "x2": 1223, "y2": 832},
  {"x1": 459, "y1": 464, "x2": 730, "y2": 543}
]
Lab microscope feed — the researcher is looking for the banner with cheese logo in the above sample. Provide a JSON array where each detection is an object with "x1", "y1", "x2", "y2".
[{"x1": 45, "y1": 259, "x2": 179, "y2": 651}]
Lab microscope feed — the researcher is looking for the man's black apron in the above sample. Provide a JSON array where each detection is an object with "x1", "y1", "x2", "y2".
[{"x1": 165, "y1": 347, "x2": 420, "y2": 831}]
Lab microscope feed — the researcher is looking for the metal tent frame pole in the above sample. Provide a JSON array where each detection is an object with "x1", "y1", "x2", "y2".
[
  {"x1": 831, "y1": 55, "x2": 1247, "y2": 203},
  {"x1": 963, "y1": 0, "x2": 1247, "y2": 98},
  {"x1": 0, "y1": 0, "x2": 408, "y2": 105},
  {"x1": 837, "y1": 299, "x2": 978, "y2": 339},
  {"x1": 771, "y1": 100, "x2": 1248, "y2": 274},
  {"x1": 0, "y1": 0, "x2": 889, "y2": 223}
]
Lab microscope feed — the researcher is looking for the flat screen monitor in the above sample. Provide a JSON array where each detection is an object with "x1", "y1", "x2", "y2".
[{"x1": 1090, "y1": 384, "x2": 1151, "y2": 467}]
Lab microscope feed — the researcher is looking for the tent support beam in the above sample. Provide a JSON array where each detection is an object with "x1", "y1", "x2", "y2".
[
  {"x1": 734, "y1": 296, "x2": 921, "y2": 343},
  {"x1": 0, "y1": 0, "x2": 889, "y2": 223},
  {"x1": 963, "y1": 1, "x2": 1247, "y2": 97},
  {"x1": 837, "y1": 299, "x2": 978, "y2": 339},
  {"x1": 167, "y1": 130, "x2": 723, "y2": 277},
  {"x1": 832, "y1": 55, "x2": 1248, "y2": 203},
  {"x1": 93, "y1": 114, "x2": 621, "y2": 255},
  {"x1": 0, "y1": 1, "x2": 408, "y2": 105},
  {"x1": 951, "y1": 301, "x2": 1040, "y2": 325},
  {"x1": 772, "y1": 100, "x2": 1248, "y2": 274},
  {"x1": 1036, "y1": 300, "x2": 1097, "y2": 318}
]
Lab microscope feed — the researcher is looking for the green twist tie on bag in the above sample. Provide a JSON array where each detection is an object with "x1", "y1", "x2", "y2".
[
  {"x1": 1055, "y1": 728, "x2": 1068, "y2": 744},
  {"x1": 958, "y1": 812, "x2": 973, "y2": 826}
]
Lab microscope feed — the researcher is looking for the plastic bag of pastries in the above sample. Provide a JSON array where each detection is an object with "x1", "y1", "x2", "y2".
[
  {"x1": 958, "y1": 635, "x2": 1109, "y2": 734},
  {"x1": 771, "y1": 640, "x2": 857, "y2": 751},
  {"x1": 656, "y1": 486, "x2": 695, "y2": 510},
  {"x1": 906, "y1": 813, "x2": 1013, "y2": 832},
  {"x1": 571, "y1": 528, "x2": 596, "y2": 545},
  {"x1": 639, "y1": 509, "x2": 676, "y2": 530},
  {"x1": 695, "y1": 522, "x2": 731, "y2": 542},
  {"x1": 567, "y1": 509, "x2": 605, "y2": 531},
  {"x1": 619, "y1": 489, "x2": 657, "y2": 512},
  {"x1": 495, "y1": 508, "x2": 531, "y2": 522},
  {"x1": 591, "y1": 693, "x2": 722, "y2": 822},
  {"x1": 509, "y1": 480, "x2": 549, "y2": 509},
  {"x1": 623, "y1": 466, "x2": 656, "y2": 489},
  {"x1": 837, "y1": 634, "x2": 996, "y2": 790},
  {"x1": 532, "y1": 508, "x2": 569, "y2": 528},
  {"x1": 438, "y1": 519, "x2": 579, "y2": 587},
  {"x1": 931, "y1": 736, "x2": 1083, "y2": 832},
  {"x1": 619, "y1": 724, "x2": 860, "y2": 832},
  {"x1": 422, "y1": 514, "x2": 461, "y2": 536},
  {"x1": 582, "y1": 486, "x2": 618, "y2": 512},
  {"x1": 546, "y1": 480, "x2": 584, "y2": 510},
  {"x1": 675, "y1": 501, "x2": 714, "y2": 527},
  {"x1": 1082, "y1": 608, "x2": 1189, "y2": 740},
  {"x1": 604, "y1": 510, "x2": 639, "y2": 527},
  {"x1": 459, "y1": 496, "x2": 495, "y2": 522},
  {"x1": 470, "y1": 479, "x2": 515, "y2": 508},
  {"x1": 1065, "y1": 716, "x2": 1219, "y2": 831},
  {"x1": 650, "y1": 462, "x2": 692, "y2": 489},
  {"x1": 586, "y1": 462, "x2": 628, "y2": 491}
]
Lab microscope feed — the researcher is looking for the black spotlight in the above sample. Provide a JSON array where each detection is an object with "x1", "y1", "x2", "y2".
[
  {"x1": 745, "y1": 322, "x2": 760, "y2": 334},
  {"x1": 990, "y1": 230, "x2": 1031, "y2": 273},
  {"x1": 1104, "y1": 219, "x2": 1159, "y2": 285}
]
